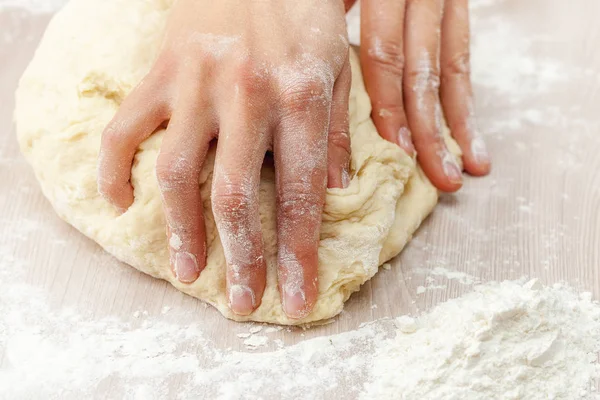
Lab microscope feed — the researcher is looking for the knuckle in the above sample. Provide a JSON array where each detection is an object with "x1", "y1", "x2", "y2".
[
  {"x1": 97, "y1": 177, "x2": 120, "y2": 201},
  {"x1": 405, "y1": 63, "x2": 441, "y2": 92},
  {"x1": 443, "y1": 51, "x2": 471, "y2": 78},
  {"x1": 211, "y1": 184, "x2": 255, "y2": 219},
  {"x1": 155, "y1": 154, "x2": 196, "y2": 191},
  {"x1": 328, "y1": 129, "x2": 351, "y2": 153},
  {"x1": 373, "y1": 102, "x2": 406, "y2": 119},
  {"x1": 229, "y1": 258, "x2": 265, "y2": 279},
  {"x1": 100, "y1": 121, "x2": 139, "y2": 160},
  {"x1": 101, "y1": 121, "x2": 127, "y2": 148},
  {"x1": 364, "y1": 39, "x2": 405, "y2": 77},
  {"x1": 280, "y1": 80, "x2": 329, "y2": 113},
  {"x1": 151, "y1": 52, "x2": 177, "y2": 80},
  {"x1": 235, "y1": 69, "x2": 269, "y2": 97},
  {"x1": 278, "y1": 182, "x2": 324, "y2": 219}
]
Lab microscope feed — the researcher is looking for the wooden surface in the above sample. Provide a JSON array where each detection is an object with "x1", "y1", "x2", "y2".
[{"x1": 1, "y1": 0, "x2": 599, "y2": 394}]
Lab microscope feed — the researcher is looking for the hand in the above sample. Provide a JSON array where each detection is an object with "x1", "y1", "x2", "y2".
[
  {"x1": 359, "y1": 0, "x2": 491, "y2": 191},
  {"x1": 97, "y1": 0, "x2": 352, "y2": 319}
]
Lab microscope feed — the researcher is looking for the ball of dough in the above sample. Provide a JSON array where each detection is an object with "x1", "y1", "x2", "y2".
[{"x1": 15, "y1": 0, "x2": 459, "y2": 325}]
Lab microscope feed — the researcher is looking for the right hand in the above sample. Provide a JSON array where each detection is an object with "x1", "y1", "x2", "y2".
[{"x1": 97, "y1": 0, "x2": 352, "y2": 319}]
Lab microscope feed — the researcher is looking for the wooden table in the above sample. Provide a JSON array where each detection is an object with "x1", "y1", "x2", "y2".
[{"x1": 1, "y1": 0, "x2": 599, "y2": 396}]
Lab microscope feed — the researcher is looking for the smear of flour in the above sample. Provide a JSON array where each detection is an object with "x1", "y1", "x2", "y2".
[
  {"x1": 470, "y1": 19, "x2": 566, "y2": 97},
  {"x1": 467, "y1": 0, "x2": 600, "y2": 139}
]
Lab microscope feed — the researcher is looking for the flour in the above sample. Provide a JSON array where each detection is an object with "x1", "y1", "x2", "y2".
[
  {"x1": 3, "y1": 1, "x2": 600, "y2": 398},
  {"x1": 2, "y1": 243, "x2": 599, "y2": 399},
  {"x1": 0, "y1": 0, "x2": 66, "y2": 12},
  {"x1": 470, "y1": 17, "x2": 567, "y2": 98},
  {"x1": 248, "y1": 326, "x2": 263, "y2": 334},
  {"x1": 414, "y1": 266, "x2": 480, "y2": 286},
  {"x1": 242, "y1": 335, "x2": 269, "y2": 350},
  {"x1": 364, "y1": 279, "x2": 600, "y2": 399}
]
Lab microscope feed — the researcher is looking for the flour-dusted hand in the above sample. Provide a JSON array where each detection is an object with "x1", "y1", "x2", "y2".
[
  {"x1": 360, "y1": 0, "x2": 491, "y2": 191},
  {"x1": 97, "y1": 0, "x2": 351, "y2": 318}
]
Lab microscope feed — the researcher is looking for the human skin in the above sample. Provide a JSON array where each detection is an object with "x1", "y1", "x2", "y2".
[
  {"x1": 358, "y1": 0, "x2": 491, "y2": 191},
  {"x1": 98, "y1": 0, "x2": 490, "y2": 319}
]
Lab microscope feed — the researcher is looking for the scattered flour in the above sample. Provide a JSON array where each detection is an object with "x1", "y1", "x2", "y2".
[
  {"x1": 0, "y1": 0, "x2": 66, "y2": 12},
  {"x1": 414, "y1": 266, "x2": 480, "y2": 286},
  {"x1": 248, "y1": 326, "x2": 263, "y2": 334},
  {"x1": 417, "y1": 284, "x2": 447, "y2": 294},
  {"x1": 2, "y1": 240, "x2": 599, "y2": 399},
  {"x1": 243, "y1": 335, "x2": 269, "y2": 350},
  {"x1": 430, "y1": 266, "x2": 479, "y2": 285}
]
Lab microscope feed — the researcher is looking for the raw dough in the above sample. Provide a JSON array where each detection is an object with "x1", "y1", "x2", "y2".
[{"x1": 15, "y1": 0, "x2": 460, "y2": 325}]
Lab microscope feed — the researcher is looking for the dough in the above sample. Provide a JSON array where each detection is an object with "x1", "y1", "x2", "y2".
[{"x1": 15, "y1": 0, "x2": 460, "y2": 325}]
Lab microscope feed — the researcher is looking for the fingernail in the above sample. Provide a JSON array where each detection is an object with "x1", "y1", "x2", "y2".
[
  {"x1": 470, "y1": 136, "x2": 490, "y2": 165},
  {"x1": 229, "y1": 284, "x2": 256, "y2": 316},
  {"x1": 397, "y1": 127, "x2": 415, "y2": 156},
  {"x1": 175, "y1": 252, "x2": 200, "y2": 283},
  {"x1": 283, "y1": 291, "x2": 309, "y2": 319},
  {"x1": 341, "y1": 167, "x2": 351, "y2": 188},
  {"x1": 442, "y1": 154, "x2": 462, "y2": 184}
]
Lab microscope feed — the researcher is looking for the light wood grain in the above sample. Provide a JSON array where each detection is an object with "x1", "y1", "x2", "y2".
[{"x1": 1, "y1": 0, "x2": 599, "y2": 394}]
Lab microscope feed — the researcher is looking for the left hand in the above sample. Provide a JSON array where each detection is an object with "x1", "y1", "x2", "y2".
[
  {"x1": 357, "y1": 0, "x2": 491, "y2": 192},
  {"x1": 98, "y1": 0, "x2": 351, "y2": 319}
]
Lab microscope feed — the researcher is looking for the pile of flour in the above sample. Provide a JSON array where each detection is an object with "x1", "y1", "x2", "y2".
[{"x1": 365, "y1": 279, "x2": 600, "y2": 399}]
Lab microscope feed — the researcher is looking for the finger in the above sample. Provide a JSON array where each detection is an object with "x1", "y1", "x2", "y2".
[
  {"x1": 327, "y1": 58, "x2": 352, "y2": 189},
  {"x1": 440, "y1": 0, "x2": 491, "y2": 176},
  {"x1": 156, "y1": 104, "x2": 213, "y2": 284},
  {"x1": 212, "y1": 105, "x2": 269, "y2": 316},
  {"x1": 360, "y1": 0, "x2": 415, "y2": 156},
  {"x1": 405, "y1": 0, "x2": 463, "y2": 192},
  {"x1": 275, "y1": 81, "x2": 329, "y2": 319},
  {"x1": 98, "y1": 79, "x2": 169, "y2": 212}
]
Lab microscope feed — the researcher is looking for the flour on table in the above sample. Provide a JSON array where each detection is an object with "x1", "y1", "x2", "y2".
[
  {"x1": 413, "y1": 266, "x2": 479, "y2": 286},
  {"x1": 2, "y1": 246, "x2": 599, "y2": 399},
  {"x1": 248, "y1": 326, "x2": 263, "y2": 334},
  {"x1": 243, "y1": 335, "x2": 269, "y2": 350}
]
